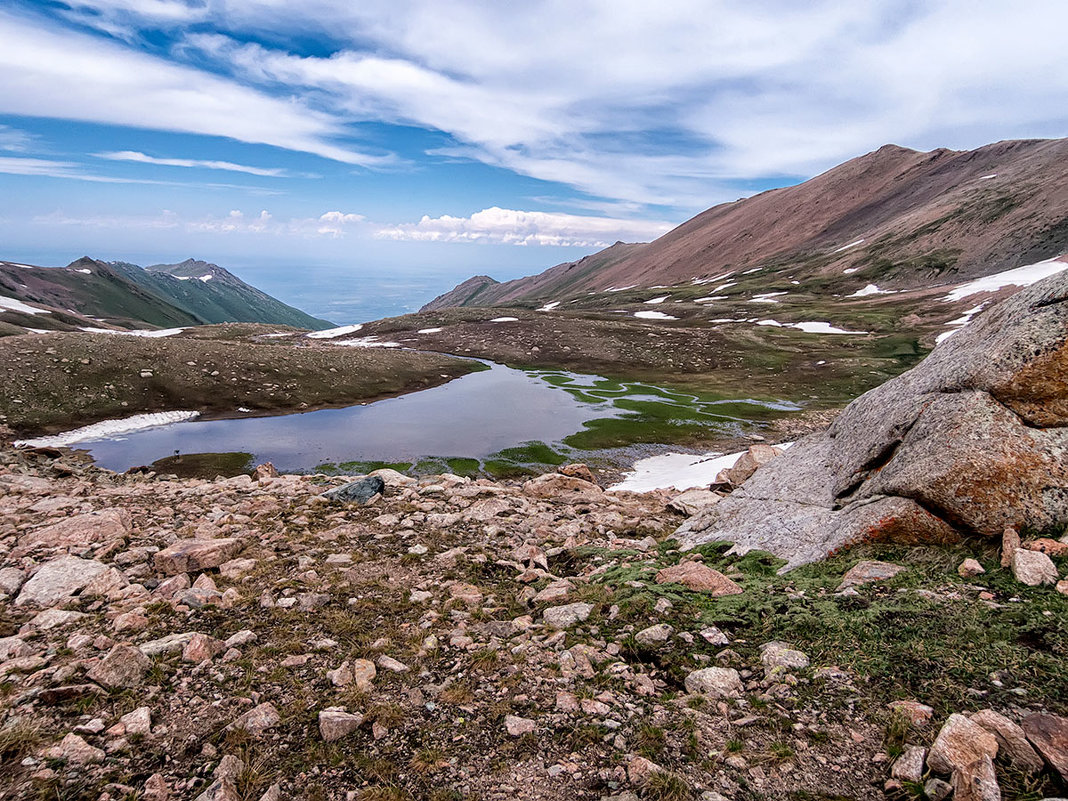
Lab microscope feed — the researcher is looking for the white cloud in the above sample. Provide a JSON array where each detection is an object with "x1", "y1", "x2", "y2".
[
  {"x1": 0, "y1": 124, "x2": 34, "y2": 152},
  {"x1": 95, "y1": 150, "x2": 287, "y2": 176},
  {"x1": 375, "y1": 207, "x2": 673, "y2": 247},
  {"x1": 165, "y1": 0, "x2": 1068, "y2": 209},
  {"x1": 0, "y1": 9, "x2": 390, "y2": 167},
  {"x1": 31, "y1": 207, "x2": 369, "y2": 238}
]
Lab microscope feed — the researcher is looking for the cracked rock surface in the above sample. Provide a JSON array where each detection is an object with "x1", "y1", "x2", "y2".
[{"x1": 677, "y1": 270, "x2": 1068, "y2": 569}]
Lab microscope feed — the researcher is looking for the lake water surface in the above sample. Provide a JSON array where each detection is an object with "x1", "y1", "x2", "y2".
[{"x1": 77, "y1": 360, "x2": 800, "y2": 473}]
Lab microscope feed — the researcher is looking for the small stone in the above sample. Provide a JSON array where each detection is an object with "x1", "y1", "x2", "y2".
[
  {"x1": 194, "y1": 779, "x2": 240, "y2": 801},
  {"x1": 214, "y1": 754, "x2": 245, "y2": 783},
  {"x1": 684, "y1": 667, "x2": 744, "y2": 699},
  {"x1": 891, "y1": 746, "x2": 927, "y2": 783},
  {"x1": 627, "y1": 755, "x2": 664, "y2": 786},
  {"x1": 927, "y1": 713, "x2": 999, "y2": 775},
  {"x1": 219, "y1": 559, "x2": 257, "y2": 579},
  {"x1": 319, "y1": 707, "x2": 364, "y2": 742},
  {"x1": 183, "y1": 633, "x2": 227, "y2": 663},
  {"x1": 1001, "y1": 527, "x2": 1021, "y2": 567},
  {"x1": 47, "y1": 733, "x2": 105, "y2": 764},
  {"x1": 227, "y1": 702, "x2": 280, "y2": 736},
  {"x1": 558, "y1": 463, "x2": 596, "y2": 483},
  {"x1": 699, "y1": 627, "x2": 729, "y2": 646},
  {"x1": 760, "y1": 641, "x2": 810, "y2": 672},
  {"x1": 376, "y1": 655, "x2": 409, "y2": 673},
  {"x1": 322, "y1": 476, "x2": 385, "y2": 504},
  {"x1": 924, "y1": 778, "x2": 953, "y2": 801},
  {"x1": 113, "y1": 612, "x2": 150, "y2": 633},
  {"x1": 119, "y1": 706, "x2": 153, "y2": 736},
  {"x1": 86, "y1": 644, "x2": 151, "y2": 688},
  {"x1": 532, "y1": 579, "x2": 572, "y2": 604},
  {"x1": 505, "y1": 714, "x2": 535, "y2": 736},
  {"x1": 449, "y1": 582, "x2": 484, "y2": 606},
  {"x1": 957, "y1": 558, "x2": 985, "y2": 578},
  {"x1": 634, "y1": 623, "x2": 674, "y2": 647},
  {"x1": 655, "y1": 562, "x2": 742, "y2": 595},
  {"x1": 154, "y1": 538, "x2": 244, "y2": 575},
  {"x1": 142, "y1": 773, "x2": 170, "y2": 801},
  {"x1": 837, "y1": 560, "x2": 905, "y2": 590},
  {"x1": 1011, "y1": 548, "x2": 1058, "y2": 586},
  {"x1": 970, "y1": 709, "x2": 1043, "y2": 774},
  {"x1": 1021, "y1": 712, "x2": 1068, "y2": 781},
  {"x1": 950, "y1": 754, "x2": 1000, "y2": 801},
  {"x1": 542, "y1": 602, "x2": 594, "y2": 628},
  {"x1": 15, "y1": 556, "x2": 110, "y2": 606},
  {"x1": 668, "y1": 488, "x2": 722, "y2": 516},
  {"x1": 888, "y1": 700, "x2": 935, "y2": 727}
]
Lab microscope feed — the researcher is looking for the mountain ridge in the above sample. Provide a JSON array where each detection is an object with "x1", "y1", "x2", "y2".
[
  {"x1": 423, "y1": 137, "x2": 1068, "y2": 310},
  {"x1": 0, "y1": 256, "x2": 333, "y2": 334}
]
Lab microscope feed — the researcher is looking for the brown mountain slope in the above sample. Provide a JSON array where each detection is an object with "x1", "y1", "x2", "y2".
[{"x1": 423, "y1": 138, "x2": 1068, "y2": 309}]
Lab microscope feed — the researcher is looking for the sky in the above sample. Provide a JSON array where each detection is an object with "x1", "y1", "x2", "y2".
[{"x1": 1, "y1": 1, "x2": 1066, "y2": 322}]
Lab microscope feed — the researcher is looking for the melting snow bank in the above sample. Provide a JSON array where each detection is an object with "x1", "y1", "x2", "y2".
[
  {"x1": 15, "y1": 411, "x2": 200, "y2": 448},
  {"x1": 832, "y1": 238, "x2": 865, "y2": 254},
  {"x1": 848, "y1": 283, "x2": 896, "y2": 297},
  {"x1": 416, "y1": 327, "x2": 443, "y2": 334},
  {"x1": 80, "y1": 327, "x2": 185, "y2": 338},
  {"x1": 490, "y1": 317, "x2": 519, "y2": 322},
  {"x1": 332, "y1": 336, "x2": 401, "y2": 348},
  {"x1": 756, "y1": 320, "x2": 868, "y2": 335},
  {"x1": 935, "y1": 303, "x2": 988, "y2": 344},
  {"x1": 634, "y1": 310, "x2": 677, "y2": 320},
  {"x1": 307, "y1": 323, "x2": 363, "y2": 339},
  {"x1": 0, "y1": 295, "x2": 50, "y2": 315},
  {"x1": 610, "y1": 443, "x2": 794, "y2": 493},
  {"x1": 942, "y1": 256, "x2": 1068, "y2": 302},
  {"x1": 536, "y1": 301, "x2": 560, "y2": 312}
]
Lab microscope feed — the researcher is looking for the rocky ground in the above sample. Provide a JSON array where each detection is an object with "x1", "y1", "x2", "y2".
[
  {"x1": 1, "y1": 439, "x2": 1066, "y2": 801},
  {"x1": 0, "y1": 327, "x2": 479, "y2": 436}
]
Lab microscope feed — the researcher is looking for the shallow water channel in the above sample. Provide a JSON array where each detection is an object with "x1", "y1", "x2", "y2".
[{"x1": 76, "y1": 360, "x2": 799, "y2": 475}]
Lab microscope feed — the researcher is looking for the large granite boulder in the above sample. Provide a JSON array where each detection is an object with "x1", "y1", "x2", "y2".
[{"x1": 677, "y1": 270, "x2": 1068, "y2": 570}]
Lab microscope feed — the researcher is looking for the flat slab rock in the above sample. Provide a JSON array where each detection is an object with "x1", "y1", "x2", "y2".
[
  {"x1": 154, "y1": 538, "x2": 244, "y2": 575},
  {"x1": 676, "y1": 271, "x2": 1068, "y2": 569},
  {"x1": 655, "y1": 562, "x2": 742, "y2": 596}
]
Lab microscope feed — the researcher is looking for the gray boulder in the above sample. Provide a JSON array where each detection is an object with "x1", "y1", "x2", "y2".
[
  {"x1": 322, "y1": 476, "x2": 385, "y2": 504},
  {"x1": 677, "y1": 271, "x2": 1068, "y2": 569}
]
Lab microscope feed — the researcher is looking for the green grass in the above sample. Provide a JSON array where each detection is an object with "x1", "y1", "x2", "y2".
[
  {"x1": 150, "y1": 450, "x2": 253, "y2": 478},
  {"x1": 585, "y1": 540, "x2": 1068, "y2": 714}
]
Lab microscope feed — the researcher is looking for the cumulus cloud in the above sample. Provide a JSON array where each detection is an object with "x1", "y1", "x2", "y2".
[
  {"x1": 95, "y1": 150, "x2": 288, "y2": 177},
  {"x1": 375, "y1": 207, "x2": 673, "y2": 247},
  {"x1": 31, "y1": 207, "x2": 371, "y2": 238}
]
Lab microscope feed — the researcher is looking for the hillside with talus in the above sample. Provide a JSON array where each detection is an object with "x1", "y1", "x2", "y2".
[{"x1": 424, "y1": 138, "x2": 1068, "y2": 310}]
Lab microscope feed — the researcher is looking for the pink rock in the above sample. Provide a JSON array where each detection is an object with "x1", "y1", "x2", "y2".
[
  {"x1": 655, "y1": 562, "x2": 742, "y2": 596},
  {"x1": 154, "y1": 538, "x2": 244, "y2": 575}
]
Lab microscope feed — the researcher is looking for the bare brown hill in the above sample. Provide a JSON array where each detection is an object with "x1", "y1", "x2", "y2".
[{"x1": 423, "y1": 138, "x2": 1068, "y2": 309}]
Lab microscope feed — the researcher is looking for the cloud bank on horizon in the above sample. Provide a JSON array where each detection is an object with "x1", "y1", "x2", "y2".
[{"x1": 0, "y1": 0, "x2": 1066, "y2": 279}]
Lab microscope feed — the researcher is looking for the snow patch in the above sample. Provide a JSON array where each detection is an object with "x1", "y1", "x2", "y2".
[
  {"x1": 609, "y1": 443, "x2": 794, "y2": 493},
  {"x1": 15, "y1": 411, "x2": 200, "y2": 448},
  {"x1": 75, "y1": 268, "x2": 92, "y2": 275},
  {"x1": 749, "y1": 292, "x2": 787, "y2": 304},
  {"x1": 416, "y1": 327, "x2": 443, "y2": 334},
  {"x1": 936, "y1": 303, "x2": 987, "y2": 344},
  {"x1": 832, "y1": 239, "x2": 865, "y2": 254},
  {"x1": 490, "y1": 317, "x2": 519, "y2": 322},
  {"x1": 848, "y1": 284, "x2": 896, "y2": 297},
  {"x1": 942, "y1": 257, "x2": 1068, "y2": 302},
  {"x1": 695, "y1": 296, "x2": 728, "y2": 302},
  {"x1": 198, "y1": 274, "x2": 212, "y2": 282},
  {"x1": 842, "y1": 268, "x2": 858, "y2": 275},
  {"x1": 742, "y1": 267, "x2": 763, "y2": 275},
  {"x1": 606, "y1": 285, "x2": 637, "y2": 292},
  {"x1": 332, "y1": 336, "x2": 402, "y2": 348},
  {"x1": 757, "y1": 320, "x2": 867, "y2": 334},
  {"x1": 644, "y1": 296, "x2": 669, "y2": 304},
  {"x1": 979, "y1": 173, "x2": 997, "y2": 180},
  {"x1": 80, "y1": 327, "x2": 185, "y2": 338},
  {"x1": 536, "y1": 301, "x2": 561, "y2": 312},
  {"x1": 634, "y1": 310, "x2": 677, "y2": 320},
  {"x1": 307, "y1": 323, "x2": 364, "y2": 339},
  {"x1": 0, "y1": 295, "x2": 49, "y2": 315}
]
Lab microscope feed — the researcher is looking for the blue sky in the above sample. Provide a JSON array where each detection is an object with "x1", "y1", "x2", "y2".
[{"x1": 1, "y1": 1, "x2": 1067, "y2": 321}]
